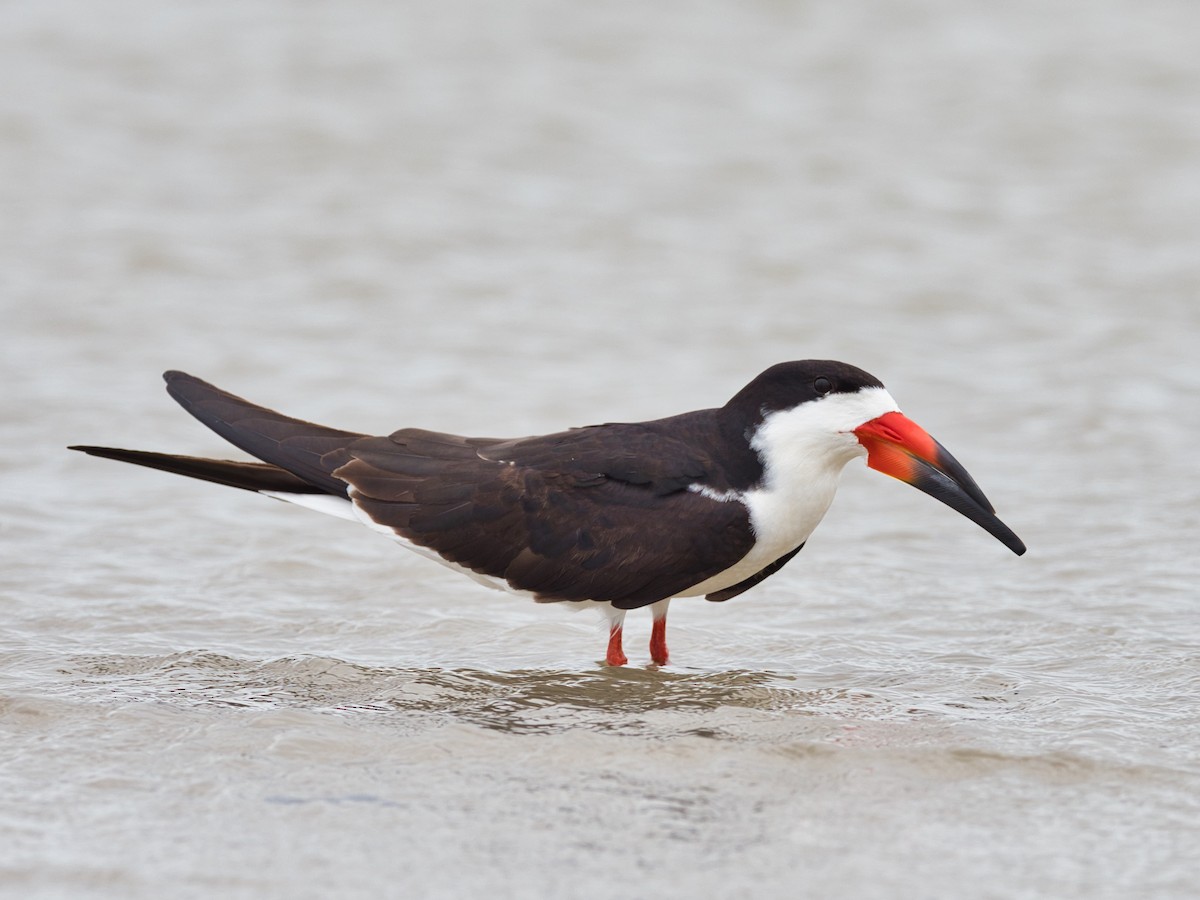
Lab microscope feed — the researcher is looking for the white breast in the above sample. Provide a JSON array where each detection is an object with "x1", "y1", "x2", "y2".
[{"x1": 677, "y1": 387, "x2": 900, "y2": 597}]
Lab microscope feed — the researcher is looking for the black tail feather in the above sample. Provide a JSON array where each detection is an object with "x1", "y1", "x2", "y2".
[{"x1": 67, "y1": 446, "x2": 329, "y2": 494}]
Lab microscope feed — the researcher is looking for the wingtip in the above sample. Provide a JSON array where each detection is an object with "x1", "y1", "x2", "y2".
[
  {"x1": 67, "y1": 444, "x2": 125, "y2": 460},
  {"x1": 163, "y1": 370, "x2": 208, "y2": 403}
]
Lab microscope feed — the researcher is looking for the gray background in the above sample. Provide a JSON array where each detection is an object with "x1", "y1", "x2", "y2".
[{"x1": 3, "y1": 1, "x2": 1197, "y2": 898}]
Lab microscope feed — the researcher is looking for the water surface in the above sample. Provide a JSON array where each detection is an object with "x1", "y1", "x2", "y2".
[{"x1": 2, "y1": 1, "x2": 1198, "y2": 897}]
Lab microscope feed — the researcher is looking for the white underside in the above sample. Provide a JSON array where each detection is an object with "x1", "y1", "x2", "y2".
[
  {"x1": 256, "y1": 386, "x2": 900, "y2": 606},
  {"x1": 260, "y1": 491, "x2": 359, "y2": 521},
  {"x1": 263, "y1": 487, "x2": 542, "y2": 597}
]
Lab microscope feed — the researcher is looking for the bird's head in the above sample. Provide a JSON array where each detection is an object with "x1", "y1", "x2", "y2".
[{"x1": 728, "y1": 360, "x2": 1026, "y2": 555}]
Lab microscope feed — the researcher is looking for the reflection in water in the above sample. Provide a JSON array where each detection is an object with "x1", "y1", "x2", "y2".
[
  {"x1": 59, "y1": 651, "x2": 889, "y2": 735},
  {"x1": 49, "y1": 653, "x2": 1176, "y2": 787}
]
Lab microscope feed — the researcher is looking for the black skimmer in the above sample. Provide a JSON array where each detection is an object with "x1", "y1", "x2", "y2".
[{"x1": 70, "y1": 362, "x2": 1025, "y2": 666}]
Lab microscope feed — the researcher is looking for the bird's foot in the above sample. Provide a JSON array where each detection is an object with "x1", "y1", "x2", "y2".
[
  {"x1": 605, "y1": 626, "x2": 628, "y2": 667},
  {"x1": 649, "y1": 616, "x2": 669, "y2": 666}
]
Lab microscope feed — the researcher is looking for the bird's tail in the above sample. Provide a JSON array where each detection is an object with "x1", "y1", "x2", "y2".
[
  {"x1": 67, "y1": 446, "x2": 325, "y2": 494},
  {"x1": 70, "y1": 371, "x2": 370, "y2": 497}
]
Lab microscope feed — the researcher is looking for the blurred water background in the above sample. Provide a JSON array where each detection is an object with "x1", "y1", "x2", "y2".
[{"x1": 2, "y1": 1, "x2": 1198, "y2": 897}]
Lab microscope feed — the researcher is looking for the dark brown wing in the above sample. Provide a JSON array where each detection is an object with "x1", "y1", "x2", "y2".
[
  {"x1": 109, "y1": 373, "x2": 761, "y2": 609},
  {"x1": 334, "y1": 421, "x2": 756, "y2": 609},
  {"x1": 163, "y1": 370, "x2": 362, "y2": 496}
]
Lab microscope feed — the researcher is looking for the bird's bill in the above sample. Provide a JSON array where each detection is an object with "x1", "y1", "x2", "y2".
[{"x1": 853, "y1": 412, "x2": 1026, "y2": 555}]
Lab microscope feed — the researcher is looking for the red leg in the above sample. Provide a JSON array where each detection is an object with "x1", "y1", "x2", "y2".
[
  {"x1": 605, "y1": 624, "x2": 628, "y2": 667},
  {"x1": 649, "y1": 615, "x2": 669, "y2": 666}
]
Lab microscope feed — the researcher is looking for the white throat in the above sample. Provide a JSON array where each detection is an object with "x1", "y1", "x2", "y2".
[{"x1": 680, "y1": 386, "x2": 899, "y2": 597}]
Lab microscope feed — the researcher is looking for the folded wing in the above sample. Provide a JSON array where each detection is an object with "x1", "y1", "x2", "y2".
[{"x1": 141, "y1": 373, "x2": 758, "y2": 609}]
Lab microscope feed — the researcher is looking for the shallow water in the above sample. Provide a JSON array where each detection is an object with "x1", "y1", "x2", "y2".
[{"x1": 3, "y1": 0, "x2": 1199, "y2": 897}]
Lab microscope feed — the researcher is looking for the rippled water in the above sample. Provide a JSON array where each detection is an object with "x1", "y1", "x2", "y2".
[{"x1": 3, "y1": 0, "x2": 1199, "y2": 897}]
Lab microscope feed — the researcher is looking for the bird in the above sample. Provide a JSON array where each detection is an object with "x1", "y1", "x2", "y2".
[{"x1": 69, "y1": 361, "x2": 1025, "y2": 666}]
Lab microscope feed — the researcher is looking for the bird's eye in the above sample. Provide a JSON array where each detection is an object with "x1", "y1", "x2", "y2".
[{"x1": 814, "y1": 377, "x2": 833, "y2": 396}]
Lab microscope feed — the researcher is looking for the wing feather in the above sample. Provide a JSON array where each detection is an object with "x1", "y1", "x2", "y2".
[
  {"x1": 340, "y1": 420, "x2": 756, "y2": 608},
  {"x1": 140, "y1": 373, "x2": 771, "y2": 608}
]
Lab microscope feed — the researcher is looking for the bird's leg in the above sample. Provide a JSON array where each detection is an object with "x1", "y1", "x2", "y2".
[
  {"x1": 604, "y1": 607, "x2": 628, "y2": 667},
  {"x1": 649, "y1": 598, "x2": 670, "y2": 666}
]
